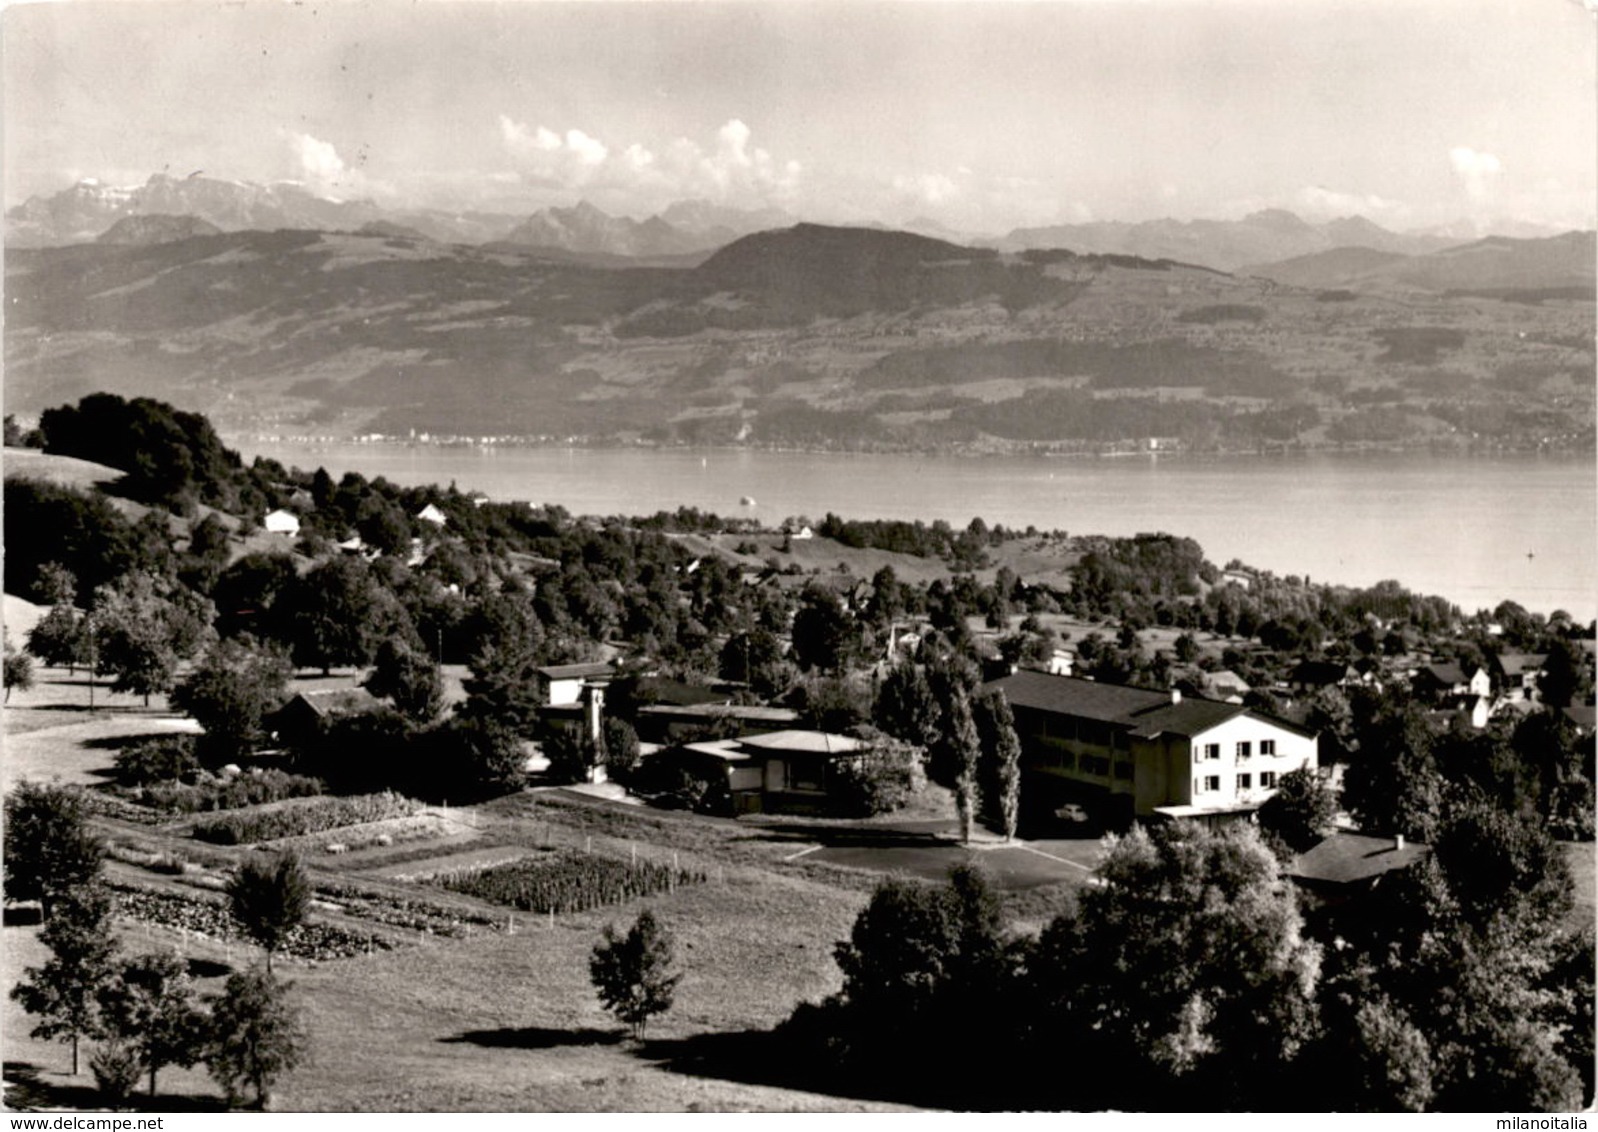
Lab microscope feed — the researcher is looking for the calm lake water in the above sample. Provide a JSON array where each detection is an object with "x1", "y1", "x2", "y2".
[{"x1": 234, "y1": 442, "x2": 1597, "y2": 622}]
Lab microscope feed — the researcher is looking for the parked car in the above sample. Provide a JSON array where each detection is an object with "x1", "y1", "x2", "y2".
[{"x1": 1055, "y1": 802, "x2": 1090, "y2": 824}]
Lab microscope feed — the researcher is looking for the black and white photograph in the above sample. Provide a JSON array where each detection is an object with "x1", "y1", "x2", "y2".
[{"x1": 2, "y1": 0, "x2": 1594, "y2": 1117}]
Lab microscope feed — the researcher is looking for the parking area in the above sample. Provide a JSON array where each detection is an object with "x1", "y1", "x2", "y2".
[{"x1": 784, "y1": 824, "x2": 1105, "y2": 891}]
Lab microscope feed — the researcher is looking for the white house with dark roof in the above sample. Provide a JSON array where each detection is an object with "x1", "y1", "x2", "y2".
[
  {"x1": 981, "y1": 670, "x2": 1318, "y2": 826},
  {"x1": 534, "y1": 661, "x2": 615, "y2": 707}
]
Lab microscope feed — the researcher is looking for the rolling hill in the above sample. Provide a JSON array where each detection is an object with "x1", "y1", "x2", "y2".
[{"x1": 4, "y1": 222, "x2": 1593, "y2": 453}]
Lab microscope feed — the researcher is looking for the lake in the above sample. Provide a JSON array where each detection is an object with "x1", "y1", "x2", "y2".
[{"x1": 232, "y1": 441, "x2": 1597, "y2": 622}]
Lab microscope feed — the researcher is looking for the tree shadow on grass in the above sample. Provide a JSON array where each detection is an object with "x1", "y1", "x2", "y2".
[
  {"x1": 3, "y1": 1060, "x2": 227, "y2": 1113},
  {"x1": 440, "y1": 1026, "x2": 627, "y2": 1050},
  {"x1": 745, "y1": 822, "x2": 953, "y2": 850},
  {"x1": 81, "y1": 731, "x2": 190, "y2": 751},
  {"x1": 637, "y1": 1029, "x2": 922, "y2": 1109}
]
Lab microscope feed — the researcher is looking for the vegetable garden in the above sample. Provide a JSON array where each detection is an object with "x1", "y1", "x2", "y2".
[{"x1": 426, "y1": 848, "x2": 705, "y2": 915}]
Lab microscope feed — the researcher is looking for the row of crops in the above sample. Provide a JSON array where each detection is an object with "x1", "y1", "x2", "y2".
[
  {"x1": 191, "y1": 790, "x2": 421, "y2": 845},
  {"x1": 426, "y1": 848, "x2": 705, "y2": 915}
]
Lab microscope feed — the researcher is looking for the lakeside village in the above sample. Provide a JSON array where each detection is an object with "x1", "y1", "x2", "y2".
[{"x1": 3, "y1": 392, "x2": 1595, "y2": 1112}]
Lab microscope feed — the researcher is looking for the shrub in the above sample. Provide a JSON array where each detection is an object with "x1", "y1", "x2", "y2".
[
  {"x1": 191, "y1": 791, "x2": 418, "y2": 845},
  {"x1": 90, "y1": 1039, "x2": 143, "y2": 1108},
  {"x1": 829, "y1": 742, "x2": 923, "y2": 818},
  {"x1": 140, "y1": 769, "x2": 323, "y2": 815},
  {"x1": 113, "y1": 735, "x2": 201, "y2": 788}
]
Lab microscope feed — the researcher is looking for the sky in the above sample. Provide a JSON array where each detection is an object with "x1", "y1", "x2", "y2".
[{"x1": 5, "y1": 0, "x2": 1596, "y2": 234}]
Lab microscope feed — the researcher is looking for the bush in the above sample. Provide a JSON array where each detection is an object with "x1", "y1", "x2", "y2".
[
  {"x1": 829, "y1": 742, "x2": 923, "y2": 818},
  {"x1": 140, "y1": 769, "x2": 323, "y2": 815},
  {"x1": 90, "y1": 1039, "x2": 143, "y2": 1108},
  {"x1": 191, "y1": 791, "x2": 418, "y2": 845},
  {"x1": 113, "y1": 735, "x2": 201, "y2": 787}
]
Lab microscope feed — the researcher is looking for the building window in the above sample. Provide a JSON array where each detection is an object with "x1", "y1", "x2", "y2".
[
  {"x1": 1260, "y1": 739, "x2": 1276, "y2": 756},
  {"x1": 790, "y1": 762, "x2": 825, "y2": 793},
  {"x1": 1203, "y1": 775, "x2": 1221, "y2": 793},
  {"x1": 1204, "y1": 743, "x2": 1220, "y2": 761},
  {"x1": 1260, "y1": 771, "x2": 1278, "y2": 789},
  {"x1": 1114, "y1": 761, "x2": 1133, "y2": 781},
  {"x1": 1236, "y1": 773, "x2": 1252, "y2": 791},
  {"x1": 1236, "y1": 741, "x2": 1252, "y2": 759}
]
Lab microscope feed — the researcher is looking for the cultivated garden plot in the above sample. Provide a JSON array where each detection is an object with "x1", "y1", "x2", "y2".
[{"x1": 424, "y1": 847, "x2": 706, "y2": 916}]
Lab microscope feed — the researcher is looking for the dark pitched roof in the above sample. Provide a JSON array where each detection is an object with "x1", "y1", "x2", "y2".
[
  {"x1": 535, "y1": 662, "x2": 614, "y2": 681},
  {"x1": 283, "y1": 688, "x2": 384, "y2": 718},
  {"x1": 1417, "y1": 662, "x2": 1468, "y2": 685},
  {"x1": 1288, "y1": 832, "x2": 1430, "y2": 886},
  {"x1": 1562, "y1": 705, "x2": 1596, "y2": 732},
  {"x1": 1126, "y1": 697, "x2": 1248, "y2": 738},
  {"x1": 984, "y1": 671, "x2": 1263, "y2": 739},
  {"x1": 1289, "y1": 660, "x2": 1349, "y2": 686},
  {"x1": 1496, "y1": 653, "x2": 1547, "y2": 677}
]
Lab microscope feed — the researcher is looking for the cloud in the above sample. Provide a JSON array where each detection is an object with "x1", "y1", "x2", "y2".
[
  {"x1": 281, "y1": 131, "x2": 388, "y2": 200},
  {"x1": 892, "y1": 172, "x2": 961, "y2": 207},
  {"x1": 1296, "y1": 185, "x2": 1406, "y2": 219},
  {"x1": 496, "y1": 116, "x2": 800, "y2": 207},
  {"x1": 1449, "y1": 146, "x2": 1503, "y2": 202}
]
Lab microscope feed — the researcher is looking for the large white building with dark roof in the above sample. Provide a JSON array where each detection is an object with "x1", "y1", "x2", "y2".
[{"x1": 981, "y1": 670, "x2": 1319, "y2": 826}]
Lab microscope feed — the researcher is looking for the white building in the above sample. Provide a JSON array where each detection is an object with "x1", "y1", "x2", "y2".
[
  {"x1": 263, "y1": 509, "x2": 300, "y2": 536},
  {"x1": 983, "y1": 670, "x2": 1319, "y2": 826}
]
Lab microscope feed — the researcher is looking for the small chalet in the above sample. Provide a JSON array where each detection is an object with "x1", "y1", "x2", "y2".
[
  {"x1": 1287, "y1": 659, "x2": 1353, "y2": 695},
  {"x1": 263, "y1": 509, "x2": 301, "y2": 536},
  {"x1": 416, "y1": 503, "x2": 448, "y2": 527},
  {"x1": 1287, "y1": 831, "x2": 1431, "y2": 911},
  {"x1": 270, "y1": 688, "x2": 385, "y2": 747},
  {"x1": 1493, "y1": 653, "x2": 1547, "y2": 702},
  {"x1": 1411, "y1": 662, "x2": 1491, "y2": 704}
]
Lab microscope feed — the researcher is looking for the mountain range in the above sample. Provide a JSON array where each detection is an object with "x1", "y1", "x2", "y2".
[
  {"x1": 6, "y1": 170, "x2": 1578, "y2": 275},
  {"x1": 5, "y1": 216, "x2": 1591, "y2": 455}
]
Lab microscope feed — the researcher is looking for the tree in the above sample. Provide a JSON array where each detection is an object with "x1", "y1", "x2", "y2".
[
  {"x1": 91, "y1": 571, "x2": 216, "y2": 705},
  {"x1": 602, "y1": 717, "x2": 642, "y2": 781},
  {"x1": 790, "y1": 585, "x2": 856, "y2": 673},
  {"x1": 206, "y1": 967, "x2": 306, "y2": 1110},
  {"x1": 1538, "y1": 637, "x2": 1589, "y2": 709},
  {"x1": 27, "y1": 602, "x2": 87, "y2": 673},
  {"x1": 973, "y1": 688, "x2": 1022, "y2": 840},
  {"x1": 1037, "y1": 822, "x2": 1322, "y2": 1110},
  {"x1": 98, "y1": 949, "x2": 206, "y2": 1098},
  {"x1": 226, "y1": 852, "x2": 310, "y2": 971},
  {"x1": 5, "y1": 643, "x2": 35, "y2": 701},
  {"x1": 1343, "y1": 701, "x2": 1447, "y2": 840},
  {"x1": 718, "y1": 626, "x2": 790, "y2": 697},
  {"x1": 589, "y1": 909, "x2": 681, "y2": 1040},
  {"x1": 9, "y1": 883, "x2": 120, "y2": 1075},
  {"x1": 1256, "y1": 766, "x2": 1338, "y2": 854},
  {"x1": 170, "y1": 636, "x2": 293, "y2": 762},
  {"x1": 4, "y1": 782, "x2": 103, "y2": 921},
  {"x1": 286, "y1": 556, "x2": 412, "y2": 675},
  {"x1": 873, "y1": 660, "x2": 939, "y2": 748},
  {"x1": 363, "y1": 637, "x2": 444, "y2": 724},
  {"x1": 934, "y1": 686, "x2": 981, "y2": 844}
]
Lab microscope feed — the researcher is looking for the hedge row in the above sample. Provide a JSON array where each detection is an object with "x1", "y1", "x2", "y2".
[
  {"x1": 190, "y1": 790, "x2": 420, "y2": 845},
  {"x1": 141, "y1": 769, "x2": 324, "y2": 815}
]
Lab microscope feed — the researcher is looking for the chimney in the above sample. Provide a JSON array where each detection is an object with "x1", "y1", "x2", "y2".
[
  {"x1": 1394, "y1": 833, "x2": 1405, "y2": 852},
  {"x1": 1170, "y1": 688, "x2": 1182, "y2": 705}
]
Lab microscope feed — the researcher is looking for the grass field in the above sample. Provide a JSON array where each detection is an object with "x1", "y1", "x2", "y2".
[{"x1": 5, "y1": 656, "x2": 1592, "y2": 1112}]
